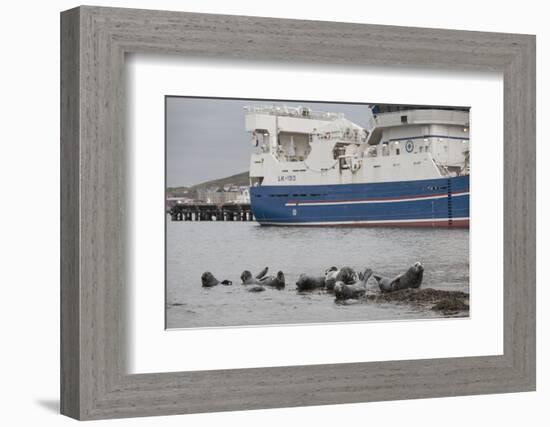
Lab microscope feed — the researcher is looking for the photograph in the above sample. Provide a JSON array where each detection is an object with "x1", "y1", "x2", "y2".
[{"x1": 165, "y1": 97, "x2": 471, "y2": 329}]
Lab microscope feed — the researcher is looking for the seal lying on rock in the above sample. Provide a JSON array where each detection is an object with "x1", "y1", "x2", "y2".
[
  {"x1": 201, "y1": 272, "x2": 232, "y2": 287},
  {"x1": 373, "y1": 262, "x2": 424, "y2": 293},
  {"x1": 325, "y1": 266, "x2": 359, "y2": 292},
  {"x1": 334, "y1": 268, "x2": 372, "y2": 301}
]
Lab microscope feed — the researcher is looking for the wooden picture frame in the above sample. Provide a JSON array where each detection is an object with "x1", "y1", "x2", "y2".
[{"x1": 60, "y1": 5, "x2": 536, "y2": 420}]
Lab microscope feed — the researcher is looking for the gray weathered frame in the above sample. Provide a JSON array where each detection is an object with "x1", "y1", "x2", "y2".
[{"x1": 60, "y1": 5, "x2": 536, "y2": 420}]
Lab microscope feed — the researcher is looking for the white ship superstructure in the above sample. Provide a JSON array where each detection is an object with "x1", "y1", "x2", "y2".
[{"x1": 246, "y1": 104, "x2": 470, "y2": 227}]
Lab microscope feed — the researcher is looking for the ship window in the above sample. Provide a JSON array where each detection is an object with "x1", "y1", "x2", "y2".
[
  {"x1": 396, "y1": 148, "x2": 400, "y2": 155},
  {"x1": 401, "y1": 115, "x2": 408, "y2": 123}
]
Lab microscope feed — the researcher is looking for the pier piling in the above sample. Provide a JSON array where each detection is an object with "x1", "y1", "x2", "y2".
[{"x1": 167, "y1": 202, "x2": 254, "y2": 222}]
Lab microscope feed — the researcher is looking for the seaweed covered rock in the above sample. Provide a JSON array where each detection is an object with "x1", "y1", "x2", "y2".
[
  {"x1": 431, "y1": 296, "x2": 469, "y2": 315},
  {"x1": 366, "y1": 288, "x2": 469, "y2": 314}
]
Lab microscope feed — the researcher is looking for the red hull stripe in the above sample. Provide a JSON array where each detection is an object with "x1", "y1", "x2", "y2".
[
  {"x1": 260, "y1": 218, "x2": 470, "y2": 228},
  {"x1": 285, "y1": 191, "x2": 469, "y2": 207}
]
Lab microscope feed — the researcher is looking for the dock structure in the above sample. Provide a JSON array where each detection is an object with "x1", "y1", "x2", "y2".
[{"x1": 168, "y1": 203, "x2": 254, "y2": 222}]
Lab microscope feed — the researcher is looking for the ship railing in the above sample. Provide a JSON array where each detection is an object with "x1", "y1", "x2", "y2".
[
  {"x1": 312, "y1": 132, "x2": 364, "y2": 144},
  {"x1": 244, "y1": 105, "x2": 344, "y2": 121}
]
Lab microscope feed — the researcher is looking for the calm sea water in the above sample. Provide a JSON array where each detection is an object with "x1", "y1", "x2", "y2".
[{"x1": 166, "y1": 220, "x2": 469, "y2": 328}]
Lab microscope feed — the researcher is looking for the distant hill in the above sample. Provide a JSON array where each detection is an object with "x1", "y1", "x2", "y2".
[{"x1": 167, "y1": 171, "x2": 249, "y2": 198}]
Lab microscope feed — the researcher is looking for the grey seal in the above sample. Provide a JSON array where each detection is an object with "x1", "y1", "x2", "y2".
[
  {"x1": 260, "y1": 271, "x2": 285, "y2": 290},
  {"x1": 325, "y1": 266, "x2": 359, "y2": 292},
  {"x1": 201, "y1": 271, "x2": 232, "y2": 287},
  {"x1": 334, "y1": 268, "x2": 372, "y2": 301},
  {"x1": 240, "y1": 267, "x2": 269, "y2": 285},
  {"x1": 373, "y1": 262, "x2": 424, "y2": 293},
  {"x1": 247, "y1": 285, "x2": 266, "y2": 293},
  {"x1": 295, "y1": 274, "x2": 326, "y2": 291}
]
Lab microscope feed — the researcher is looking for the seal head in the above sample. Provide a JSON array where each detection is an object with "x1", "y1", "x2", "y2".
[
  {"x1": 201, "y1": 271, "x2": 220, "y2": 287},
  {"x1": 405, "y1": 262, "x2": 424, "y2": 289}
]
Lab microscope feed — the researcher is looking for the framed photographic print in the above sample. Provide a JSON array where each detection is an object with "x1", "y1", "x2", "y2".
[
  {"x1": 165, "y1": 96, "x2": 472, "y2": 330},
  {"x1": 61, "y1": 6, "x2": 536, "y2": 420}
]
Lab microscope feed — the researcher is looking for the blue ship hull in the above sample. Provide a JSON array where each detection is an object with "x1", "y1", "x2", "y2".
[{"x1": 250, "y1": 175, "x2": 469, "y2": 228}]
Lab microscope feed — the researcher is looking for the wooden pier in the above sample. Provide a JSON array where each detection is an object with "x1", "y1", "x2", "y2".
[{"x1": 168, "y1": 203, "x2": 254, "y2": 222}]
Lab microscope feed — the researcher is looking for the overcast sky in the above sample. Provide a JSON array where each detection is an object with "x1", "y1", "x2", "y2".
[{"x1": 166, "y1": 97, "x2": 376, "y2": 187}]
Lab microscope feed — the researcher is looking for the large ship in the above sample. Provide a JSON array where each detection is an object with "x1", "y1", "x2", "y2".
[{"x1": 246, "y1": 104, "x2": 470, "y2": 227}]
